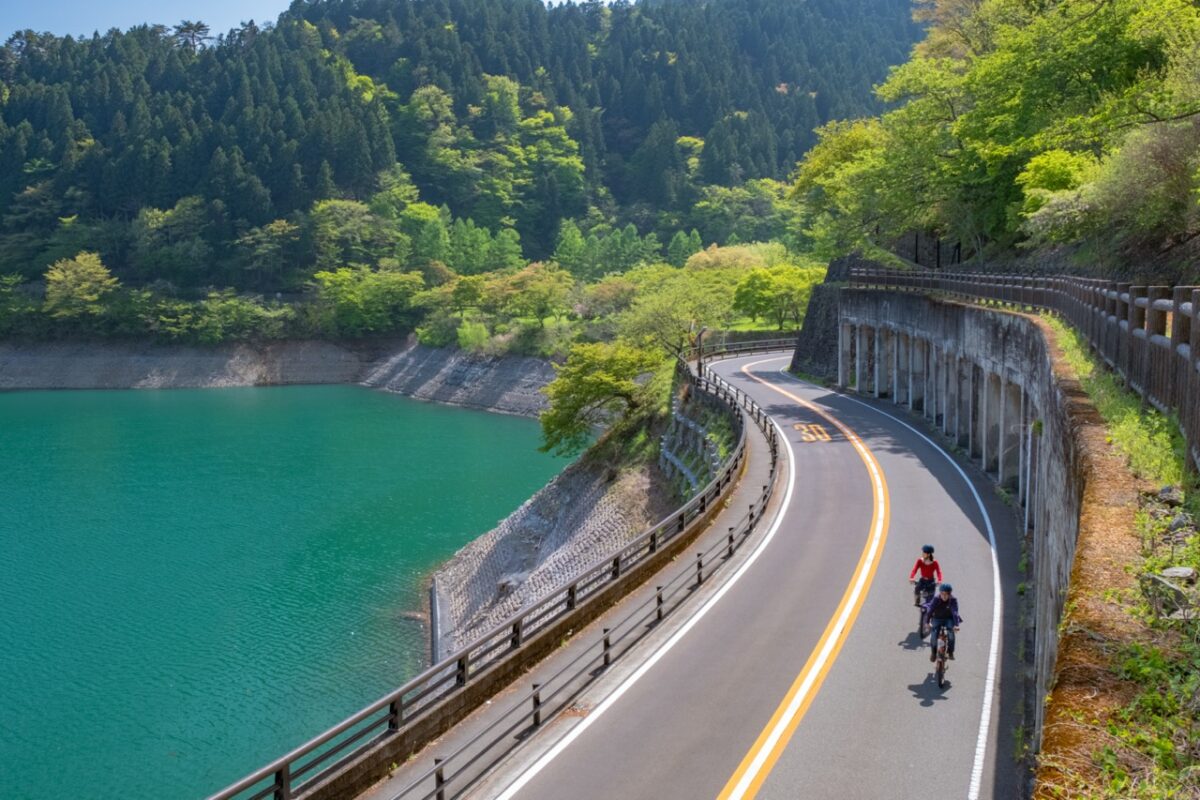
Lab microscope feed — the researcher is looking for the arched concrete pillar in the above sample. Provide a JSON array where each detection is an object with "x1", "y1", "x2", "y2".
[
  {"x1": 909, "y1": 337, "x2": 925, "y2": 413},
  {"x1": 855, "y1": 324, "x2": 869, "y2": 394},
  {"x1": 1017, "y1": 389, "x2": 1028, "y2": 503},
  {"x1": 874, "y1": 327, "x2": 892, "y2": 399},
  {"x1": 941, "y1": 350, "x2": 953, "y2": 436},
  {"x1": 964, "y1": 362, "x2": 974, "y2": 455},
  {"x1": 954, "y1": 357, "x2": 969, "y2": 447},
  {"x1": 1024, "y1": 403, "x2": 1041, "y2": 534},
  {"x1": 983, "y1": 371, "x2": 1002, "y2": 475},
  {"x1": 838, "y1": 321, "x2": 853, "y2": 389},
  {"x1": 894, "y1": 333, "x2": 909, "y2": 406},
  {"x1": 998, "y1": 379, "x2": 1022, "y2": 488},
  {"x1": 925, "y1": 344, "x2": 938, "y2": 422}
]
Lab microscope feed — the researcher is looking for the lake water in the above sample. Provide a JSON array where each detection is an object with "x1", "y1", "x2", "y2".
[{"x1": 0, "y1": 386, "x2": 566, "y2": 799}]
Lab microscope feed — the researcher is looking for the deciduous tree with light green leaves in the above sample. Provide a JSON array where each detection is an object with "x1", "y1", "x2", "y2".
[
  {"x1": 794, "y1": 0, "x2": 1200, "y2": 268},
  {"x1": 310, "y1": 267, "x2": 424, "y2": 336},
  {"x1": 539, "y1": 342, "x2": 665, "y2": 456},
  {"x1": 44, "y1": 252, "x2": 119, "y2": 320}
]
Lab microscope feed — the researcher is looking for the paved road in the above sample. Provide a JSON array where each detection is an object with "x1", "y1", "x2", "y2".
[{"x1": 480, "y1": 354, "x2": 1024, "y2": 800}]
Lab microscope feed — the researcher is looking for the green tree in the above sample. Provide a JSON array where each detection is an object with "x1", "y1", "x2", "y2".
[
  {"x1": 539, "y1": 342, "x2": 664, "y2": 456},
  {"x1": 488, "y1": 228, "x2": 525, "y2": 271},
  {"x1": 733, "y1": 268, "x2": 775, "y2": 322},
  {"x1": 44, "y1": 252, "x2": 119, "y2": 320},
  {"x1": 311, "y1": 267, "x2": 425, "y2": 336},
  {"x1": 553, "y1": 219, "x2": 588, "y2": 276},
  {"x1": 0, "y1": 273, "x2": 32, "y2": 334},
  {"x1": 236, "y1": 219, "x2": 301, "y2": 288},
  {"x1": 398, "y1": 202, "x2": 451, "y2": 267},
  {"x1": 667, "y1": 230, "x2": 696, "y2": 267},
  {"x1": 507, "y1": 262, "x2": 574, "y2": 327},
  {"x1": 129, "y1": 197, "x2": 213, "y2": 286},
  {"x1": 310, "y1": 199, "x2": 408, "y2": 271},
  {"x1": 619, "y1": 275, "x2": 733, "y2": 357}
]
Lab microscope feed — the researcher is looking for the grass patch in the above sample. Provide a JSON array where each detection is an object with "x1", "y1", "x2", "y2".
[
  {"x1": 1042, "y1": 315, "x2": 1187, "y2": 487},
  {"x1": 1095, "y1": 639, "x2": 1200, "y2": 798}
]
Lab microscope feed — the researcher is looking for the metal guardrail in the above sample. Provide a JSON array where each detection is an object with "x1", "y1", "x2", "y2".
[
  {"x1": 206, "y1": 348, "x2": 792, "y2": 800},
  {"x1": 700, "y1": 337, "x2": 798, "y2": 362},
  {"x1": 848, "y1": 267, "x2": 1200, "y2": 467}
]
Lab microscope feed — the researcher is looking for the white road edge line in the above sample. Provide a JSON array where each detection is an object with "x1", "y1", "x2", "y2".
[
  {"x1": 779, "y1": 368, "x2": 1002, "y2": 800},
  {"x1": 492, "y1": 357, "x2": 797, "y2": 800}
]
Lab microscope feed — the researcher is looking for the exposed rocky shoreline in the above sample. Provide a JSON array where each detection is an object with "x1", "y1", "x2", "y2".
[{"x1": 0, "y1": 337, "x2": 555, "y2": 417}]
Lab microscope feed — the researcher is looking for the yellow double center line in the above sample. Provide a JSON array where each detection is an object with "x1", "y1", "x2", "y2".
[{"x1": 718, "y1": 362, "x2": 891, "y2": 800}]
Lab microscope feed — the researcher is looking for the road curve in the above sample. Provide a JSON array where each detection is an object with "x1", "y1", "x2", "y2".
[{"x1": 488, "y1": 354, "x2": 1024, "y2": 800}]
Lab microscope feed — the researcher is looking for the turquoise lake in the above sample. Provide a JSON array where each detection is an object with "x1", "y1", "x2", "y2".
[{"x1": 0, "y1": 386, "x2": 567, "y2": 799}]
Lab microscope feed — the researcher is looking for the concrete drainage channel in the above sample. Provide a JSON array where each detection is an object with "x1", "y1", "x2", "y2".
[{"x1": 206, "y1": 349, "x2": 788, "y2": 800}]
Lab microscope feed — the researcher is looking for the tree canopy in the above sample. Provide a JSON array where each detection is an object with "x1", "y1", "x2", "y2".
[
  {"x1": 793, "y1": 0, "x2": 1200, "y2": 278},
  {"x1": 0, "y1": 0, "x2": 919, "y2": 291}
]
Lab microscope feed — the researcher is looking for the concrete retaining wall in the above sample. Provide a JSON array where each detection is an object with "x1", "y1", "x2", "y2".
[
  {"x1": 0, "y1": 339, "x2": 369, "y2": 389},
  {"x1": 837, "y1": 290, "x2": 1088, "y2": 746},
  {"x1": 361, "y1": 342, "x2": 555, "y2": 418}
]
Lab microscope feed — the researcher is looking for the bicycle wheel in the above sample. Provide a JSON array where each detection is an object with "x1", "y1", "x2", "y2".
[
  {"x1": 936, "y1": 659, "x2": 945, "y2": 688},
  {"x1": 917, "y1": 608, "x2": 926, "y2": 638}
]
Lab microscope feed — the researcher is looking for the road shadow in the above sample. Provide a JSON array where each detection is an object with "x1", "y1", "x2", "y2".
[
  {"x1": 907, "y1": 675, "x2": 952, "y2": 707},
  {"x1": 897, "y1": 631, "x2": 925, "y2": 651}
]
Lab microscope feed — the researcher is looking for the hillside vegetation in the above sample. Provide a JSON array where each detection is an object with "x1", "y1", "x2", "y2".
[
  {"x1": 0, "y1": 0, "x2": 917, "y2": 291},
  {"x1": 794, "y1": 0, "x2": 1200, "y2": 281}
]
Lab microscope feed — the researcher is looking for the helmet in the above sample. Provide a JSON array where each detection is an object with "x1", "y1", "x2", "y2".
[
  {"x1": 922, "y1": 545, "x2": 934, "y2": 554},
  {"x1": 940, "y1": 583, "x2": 953, "y2": 593}
]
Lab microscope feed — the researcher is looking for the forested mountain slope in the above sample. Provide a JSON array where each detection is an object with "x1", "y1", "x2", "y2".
[{"x1": 0, "y1": 0, "x2": 919, "y2": 289}]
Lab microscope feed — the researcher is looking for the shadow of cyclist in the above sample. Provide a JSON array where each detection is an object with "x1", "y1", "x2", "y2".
[{"x1": 906, "y1": 675, "x2": 952, "y2": 707}]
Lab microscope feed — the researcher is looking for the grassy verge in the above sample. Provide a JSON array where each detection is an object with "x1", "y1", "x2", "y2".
[
  {"x1": 1042, "y1": 316, "x2": 1187, "y2": 488},
  {"x1": 1038, "y1": 314, "x2": 1200, "y2": 799}
]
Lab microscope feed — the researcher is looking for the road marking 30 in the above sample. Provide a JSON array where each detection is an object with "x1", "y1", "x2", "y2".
[
  {"x1": 717, "y1": 361, "x2": 891, "y2": 800},
  {"x1": 793, "y1": 423, "x2": 831, "y2": 442}
]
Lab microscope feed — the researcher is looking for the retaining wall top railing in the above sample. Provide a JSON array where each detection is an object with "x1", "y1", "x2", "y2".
[
  {"x1": 847, "y1": 266, "x2": 1200, "y2": 468},
  {"x1": 207, "y1": 344, "x2": 791, "y2": 800}
]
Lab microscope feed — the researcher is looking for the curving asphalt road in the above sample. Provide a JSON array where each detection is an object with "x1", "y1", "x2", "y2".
[{"x1": 476, "y1": 354, "x2": 1025, "y2": 800}]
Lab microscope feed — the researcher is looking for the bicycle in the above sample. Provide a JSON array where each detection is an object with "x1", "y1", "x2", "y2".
[
  {"x1": 913, "y1": 579, "x2": 936, "y2": 638},
  {"x1": 933, "y1": 627, "x2": 950, "y2": 688}
]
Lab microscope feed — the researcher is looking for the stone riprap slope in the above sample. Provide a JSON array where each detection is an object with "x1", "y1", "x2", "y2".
[
  {"x1": 432, "y1": 457, "x2": 675, "y2": 657},
  {"x1": 361, "y1": 342, "x2": 555, "y2": 418}
]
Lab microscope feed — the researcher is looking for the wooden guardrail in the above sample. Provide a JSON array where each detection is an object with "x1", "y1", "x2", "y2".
[{"x1": 848, "y1": 267, "x2": 1200, "y2": 468}]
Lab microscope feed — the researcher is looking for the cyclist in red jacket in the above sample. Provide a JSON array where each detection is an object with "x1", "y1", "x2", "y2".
[{"x1": 908, "y1": 544, "x2": 942, "y2": 607}]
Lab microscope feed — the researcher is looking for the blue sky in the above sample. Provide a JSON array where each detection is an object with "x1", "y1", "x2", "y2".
[{"x1": 0, "y1": 1, "x2": 294, "y2": 39}]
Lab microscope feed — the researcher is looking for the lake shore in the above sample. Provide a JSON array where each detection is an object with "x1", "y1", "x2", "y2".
[{"x1": 0, "y1": 337, "x2": 555, "y2": 417}]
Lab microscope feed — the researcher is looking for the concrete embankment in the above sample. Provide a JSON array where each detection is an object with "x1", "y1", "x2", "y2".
[
  {"x1": 360, "y1": 342, "x2": 555, "y2": 417},
  {"x1": 0, "y1": 338, "x2": 555, "y2": 417},
  {"x1": 0, "y1": 339, "x2": 369, "y2": 389}
]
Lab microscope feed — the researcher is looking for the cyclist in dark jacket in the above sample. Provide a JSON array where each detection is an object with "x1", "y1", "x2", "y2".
[{"x1": 924, "y1": 583, "x2": 961, "y2": 661}]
